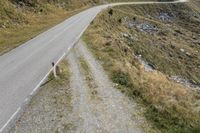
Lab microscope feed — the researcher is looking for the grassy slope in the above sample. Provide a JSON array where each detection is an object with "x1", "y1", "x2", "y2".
[
  {"x1": 0, "y1": 0, "x2": 95, "y2": 54},
  {"x1": 83, "y1": 1, "x2": 200, "y2": 132},
  {"x1": 122, "y1": 2, "x2": 200, "y2": 85}
]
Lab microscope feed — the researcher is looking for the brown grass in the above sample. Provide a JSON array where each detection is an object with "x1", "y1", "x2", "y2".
[
  {"x1": 0, "y1": 4, "x2": 90, "y2": 55},
  {"x1": 79, "y1": 56, "x2": 100, "y2": 100}
]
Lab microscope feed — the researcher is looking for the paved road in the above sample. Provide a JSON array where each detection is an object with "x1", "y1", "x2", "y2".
[{"x1": 0, "y1": 0, "x2": 187, "y2": 132}]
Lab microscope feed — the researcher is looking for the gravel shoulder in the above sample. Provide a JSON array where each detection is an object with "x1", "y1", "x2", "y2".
[{"x1": 10, "y1": 61, "x2": 73, "y2": 133}]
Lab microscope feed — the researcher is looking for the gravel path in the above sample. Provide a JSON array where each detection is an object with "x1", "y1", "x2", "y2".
[{"x1": 69, "y1": 40, "x2": 144, "y2": 133}]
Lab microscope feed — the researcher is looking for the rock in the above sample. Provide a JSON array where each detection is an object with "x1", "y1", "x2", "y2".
[
  {"x1": 190, "y1": 12, "x2": 200, "y2": 19},
  {"x1": 137, "y1": 23, "x2": 158, "y2": 34},
  {"x1": 114, "y1": 83, "x2": 119, "y2": 87},
  {"x1": 158, "y1": 12, "x2": 175, "y2": 22},
  {"x1": 180, "y1": 48, "x2": 185, "y2": 52},
  {"x1": 169, "y1": 52, "x2": 173, "y2": 57},
  {"x1": 122, "y1": 33, "x2": 129, "y2": 38},
  {"x1": 121, "y1": 32, "x2": 135, "y2": 42},
  {"x1": 186, "y1": 52, "x2": 191, "y2": 57},
  {"x1": 1, "y1": 25, "x2": 6, "y2": 29},
  {"x1": 120, "y1": 16, "x2": 138, "y2": 28},
  {"x1": 136, "y1": 55, "x2": 155, "y2": 72},
  {"x1": 192, "y1": 35, "x2": 197, "y2": 40},
  {"x1": 170, "y1": 76, "x2": 200, "y2": 90},
  {"x1": 128, "y1": 22, "x2": 135, "y2": 28},
  {"x1": 18, "y1": 1, "x2": 25, "y2": 7}
]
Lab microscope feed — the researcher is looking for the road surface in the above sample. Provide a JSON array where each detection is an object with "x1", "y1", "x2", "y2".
[{"x1": 0, "y1": 0, "x2": 187, "y2": 132}]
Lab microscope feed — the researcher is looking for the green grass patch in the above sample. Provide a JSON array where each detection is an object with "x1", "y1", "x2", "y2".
[{"x1": 112, "y1": 71, "x2": 131, "y2": 87}]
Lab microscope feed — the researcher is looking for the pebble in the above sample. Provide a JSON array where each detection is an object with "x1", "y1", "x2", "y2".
[{"x1": 180, "y1": 48, "x2": 185, "y2": 52}]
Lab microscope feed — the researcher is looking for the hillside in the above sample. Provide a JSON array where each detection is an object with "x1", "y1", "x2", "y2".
[{"x1": 84, "y1": 0, "x2": 200, "y2": 132}]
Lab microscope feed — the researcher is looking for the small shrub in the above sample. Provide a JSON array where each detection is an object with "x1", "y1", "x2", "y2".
[
  {"x1": 112, "y1": 71, "x2": 131, "y2": 87},
  {"x1": 108, "y1": 9, "x2": 113, "y2": 16},
  {"x1": 118, "y1": 18, "x2": 122, "y2": 23}
]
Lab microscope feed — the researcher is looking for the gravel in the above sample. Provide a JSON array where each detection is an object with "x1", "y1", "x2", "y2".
[{"x1": 10, "y1": 71, "x2": 73, "y2": 133}]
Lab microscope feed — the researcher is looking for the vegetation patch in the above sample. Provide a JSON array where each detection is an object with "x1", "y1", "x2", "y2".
[
  {"x1": 79, "y1": 56, "x2": 100, "y2": 100},
  {"x1": 112, "y1": 71, "x2": 131, "y2": 87},
  {"x1": 48, "y1": 59, "x2": 70, "y2": 85}
]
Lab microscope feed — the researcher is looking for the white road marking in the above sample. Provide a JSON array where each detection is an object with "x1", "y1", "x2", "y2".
[
  {"x1": 24, "y1": 98, "x2": 28, "y2": 103},
  {"x1": 0, "y1": 107, "x2": 21, "y2": 133}
]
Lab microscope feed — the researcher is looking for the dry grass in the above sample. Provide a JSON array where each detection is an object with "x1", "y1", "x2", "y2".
[
  {"x1": 0, "y1": 2, "x2": 90, "y2": 55},
  {"x1": 79, "y1": 56, "x2": 99, "y2": 100},
  {"x1": 48, "y1": 59, "x2": 70, "y2": 84},
  {"x1": 83, "y1": 1, "x2": 200, "y2": 132}
]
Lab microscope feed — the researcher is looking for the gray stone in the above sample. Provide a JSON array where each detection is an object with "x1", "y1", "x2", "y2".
[
  {"x1": 136, "y1": 55, "x2": 155, "y2": 72},
  {"x1": 122, "y1": 33, "x2": 129, "y2": 38},
  {"x1": 180, "y1": 48, "x2": 185, "y2": 52},
  {"x1": 121, "y1": 32, "x2": 136, "y2": 41},
  {"x1": 137, "y1": 23, "x2": 158, "y2": 34},
  {"x1": 158, "y1": 12, "x2": 175, "y2": 22},
  {"x1": 186, "y1": 52, "x2": 191, "y2": 57},
  {"x1": 170, "y1": 76, "x2": 200, "y2": 90}
]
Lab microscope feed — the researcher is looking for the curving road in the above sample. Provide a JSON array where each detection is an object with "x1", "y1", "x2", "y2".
[{"x1": 0, "y1": 0, "x2": 187, "y2": 132}]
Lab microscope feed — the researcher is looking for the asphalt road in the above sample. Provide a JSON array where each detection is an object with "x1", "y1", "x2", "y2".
[{"x1": 0, "y1": 0, "x2": 187, "y2": 132}]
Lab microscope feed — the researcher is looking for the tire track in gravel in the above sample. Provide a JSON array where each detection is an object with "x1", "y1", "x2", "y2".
[{"x1": 67, "y1": 49, "x2": 98, "y2": 133}]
